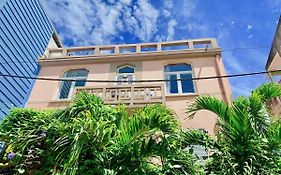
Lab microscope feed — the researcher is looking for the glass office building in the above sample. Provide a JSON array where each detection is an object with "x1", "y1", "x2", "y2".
[{"x1": 0, "y1": 0, "x2": 60, "y2": 119}]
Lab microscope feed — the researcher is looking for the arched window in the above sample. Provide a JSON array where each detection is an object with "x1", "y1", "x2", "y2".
[
  {"x1": 164, "y1": 64, "x2": 194, "y2": 94},
  {"x1": 116, "y1": 65, "x2": 135, "y2": 85},
  {"x1": 58, "y1": 69, "x2": 89, "y2": 99}
]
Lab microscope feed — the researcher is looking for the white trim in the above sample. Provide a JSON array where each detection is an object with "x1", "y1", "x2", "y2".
[
  {"x1": 165, "y1": 93, "x2": 198, "y2": 98},
  {"x1": 57, "y1": 73, "x2": 88, "y2": 99},
  {"x1": 177, "y1": 74, "x2": 183, "y2": 93},
  {"x1": 165, "y1": 72, "x2": 194, "y2": 94},
  {"x1": 164, "y1": 70, "x2": 192, "y2": 75},
  {"x1": 115, "y1": 74, "x2": 135, "y2": 85},
  {"x1": 116, "y1": 65, "x2": 136, "y2": 85},
  {"x1": 164, "y1": 65, "x2": 195, "y2": 94},
  {"x1": 117, "y1": 65, "x2": 135, "y2": 73},
  {"x1": 68, "y1": 81, "x2": 76, "y2": 99}
]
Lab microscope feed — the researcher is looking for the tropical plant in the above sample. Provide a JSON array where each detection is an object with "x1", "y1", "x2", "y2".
[
  {"x1": 187, "y1": 83, "x2": 281, "y2": 175},
  {"x1": 2, "y1": 83, "x2": 279, "y2": 175},
  {"x1": 0, "y1": 92, "x2": 203, "y2": 175}
]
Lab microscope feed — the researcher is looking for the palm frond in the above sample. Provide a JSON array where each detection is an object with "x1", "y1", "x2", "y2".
[
  {"x1": 266, "y1": 120, "x2": 281, "y2": 150},
  {"x1": 55, "y1": 92, "x2": 105, "y2": 121},
  {"x1": 248, "y1": 93, "x2": 271, "y2": 134},
  {"x1": 187, "y1": 96, "x2": 230, "y2": 128},
  {"x1": 252, "y1": 83, "x2": 281, "y2": 102},
  {"x1": 181, "y1": 129, "x2": 214, "y2": 149},
  {"x1": 136, "y1": 104, "x2": 179, "y2": 133}
]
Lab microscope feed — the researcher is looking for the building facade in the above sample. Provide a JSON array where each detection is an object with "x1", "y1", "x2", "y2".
[
  {"x1": 0, "y1": 0, "x2": 61, "y2": 119},
  {"x1": 266, "y1": 15, "x2": 281, "y2": 118},
  {"x1": 27, "y1": 38, "x2": 232, "y2": 135}
]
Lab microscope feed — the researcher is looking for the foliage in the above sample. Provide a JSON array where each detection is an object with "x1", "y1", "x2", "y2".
[
  {"x1": 1, "y1": 83, "x2": 280, "y2": 174},
  {"x1": 0, "y1": 92, "x2": 203, "y2": 175},
  {"x1": 187, "y1": 83, "x2": 281, "y2": 175}
]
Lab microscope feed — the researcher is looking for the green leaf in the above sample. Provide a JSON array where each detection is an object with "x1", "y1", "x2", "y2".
[{"x1": 18, "y1": 169, "x2": 25, "y2": 174}]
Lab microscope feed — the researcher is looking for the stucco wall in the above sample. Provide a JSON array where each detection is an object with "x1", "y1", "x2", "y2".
[{"x1": 27, "y1": 53, "x2": 231, "y2": 135}]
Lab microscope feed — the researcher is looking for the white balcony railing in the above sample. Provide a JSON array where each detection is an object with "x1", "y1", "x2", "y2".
[
  {"x1": 44, "y1": 38, "x2": 219, "y2": 59},
  {"x1": 74, "y1": 84, "x2": 166, "y2": 107}
]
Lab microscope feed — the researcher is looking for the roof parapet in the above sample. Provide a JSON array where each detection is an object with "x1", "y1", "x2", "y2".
[{"x1": 44, "y1": 38, "x2": 219, "y2": 59}]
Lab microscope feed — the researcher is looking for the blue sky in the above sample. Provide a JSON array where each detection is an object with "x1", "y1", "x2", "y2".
[{"x1": 42, "y1": 0, "x2": 281, "y2": 97}]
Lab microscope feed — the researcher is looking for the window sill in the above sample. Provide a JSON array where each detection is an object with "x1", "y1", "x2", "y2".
[
  {"x1": 165, "y1": 93, "x2": 199, "y2": 98},
  {"x1": 50, "y1": 99, "x2": 71, "y2": 103}
]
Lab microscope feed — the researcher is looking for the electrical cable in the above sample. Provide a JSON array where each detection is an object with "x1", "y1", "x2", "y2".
[{"x1": 0, "y1": 70, "x2": 280, "y2": 83}]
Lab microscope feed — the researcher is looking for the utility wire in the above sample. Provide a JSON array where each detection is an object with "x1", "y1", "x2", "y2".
[
  {"x1": 0, "y1": 46, "x2": 271, "y2": 65},
  {"x1": 0, "y1": 70, "x2": 280, "y2": 83},
  {"x1": 221, "y1": 46, "x2": 269, "y2": 52}
]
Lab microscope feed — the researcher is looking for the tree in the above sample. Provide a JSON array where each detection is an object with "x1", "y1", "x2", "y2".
[
  {"x1": 0, "y1": 92, "x2": 202, "y2": 175},
  {"x1": 187, "y1": 83, "x2": 281, "y2": 175}
]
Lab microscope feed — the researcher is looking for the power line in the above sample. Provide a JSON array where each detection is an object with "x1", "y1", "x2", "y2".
[
  {"x1": 0, "y1": 46, "x2": 271, "y2": 65},
  {"x1": 221, "y1": 46, "x2": 269, "y2": 52},
  {"x1": 0, "y1": 70, "x2": 280, "y2": 83}
]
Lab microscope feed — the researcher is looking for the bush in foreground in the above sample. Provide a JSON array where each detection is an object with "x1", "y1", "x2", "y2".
[{"x1": 0, "y1": 92, "x2": 203, "y2": 175}]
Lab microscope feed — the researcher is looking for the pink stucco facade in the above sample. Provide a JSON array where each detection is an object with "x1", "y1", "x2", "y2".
[
  {"x1": 27, "y1": 39, "x2": 232, "y2": 135},
  {"x1": 266, "y1": 16, "x2": 281, "y2": 119}
]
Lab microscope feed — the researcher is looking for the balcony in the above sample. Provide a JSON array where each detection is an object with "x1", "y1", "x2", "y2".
[
  {"x1": 74, "y1": 84, "x2": 166, "y2": 107},
  {"x1": 43, "y1": 38, "x2": 219, "y2": 59}
]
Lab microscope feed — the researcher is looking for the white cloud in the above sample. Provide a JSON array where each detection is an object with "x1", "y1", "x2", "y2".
[
  {"x1": 230, "y1": 21, "x2": 235, "y2": 27},
  {"x1": 167, "y1": 19, "x2": 177, "y2": 40},
  {"x1": 247, "y1": 24, "x2": 253, "y2": 31},
  {"x1": 231, "y1": 81, "x2": 253, "y2": 97},
  {"x1": 162, "y1": 9, "x2": 171, "y2": 17},
  {"x1": 42, "y1": 0, "x2": 201, "y2": 46},
  {"x1": 107, "y1": 0, "x2": 116, "y2": 4},
  {"x1": 163, "y1": 0, "x2": 173, "y2": 9},
  {"x1": 154, "y1": 35, "x2": 166, "y2": 42},
  {"x1": 120, "y1": 0, "x2": 131, "y2": 5},
  {"x1": 133, "y1": 0, "x2": 159, "y2": 41},
  {"x1": 180, "y1": 0, "x2": 196, "y2": 17},
  {"x1": 42, "y1": 0, "x2": 159, "y2": 45},
  {"x1": 184, "y1": 23, "x2": 209, "y2": 35},
  {"x1": 223, "y1": 52, "x2": 245, "y2": 73}
]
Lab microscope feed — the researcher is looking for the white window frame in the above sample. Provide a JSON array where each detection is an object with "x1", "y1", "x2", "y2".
[
  {"x1": 57, "y1": 70, "x2": 88, "y2": 99},
  {"x1": 116, "y1": 65, "x2": 135, "y2": 85},
  {"x1": 58, "y1": 77, "x2": 87, "y2": 99},
  {"x1": 164, "y1": 67, "x2": 194, "y2": 94}
]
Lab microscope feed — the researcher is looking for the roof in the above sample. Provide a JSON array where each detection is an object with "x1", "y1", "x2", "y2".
[{"x1": 266, "y1": 15, "x2": 281, "y2": 70}]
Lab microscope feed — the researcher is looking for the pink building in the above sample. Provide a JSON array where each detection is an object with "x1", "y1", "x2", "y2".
[
  {"x1": 266, "y1": 16, "x2": 281, "y2": 118},
  {"x1": 27, "y1": 38, "x2": 232, "y2": 135}
]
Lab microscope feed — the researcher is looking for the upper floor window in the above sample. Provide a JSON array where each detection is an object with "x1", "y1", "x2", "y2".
[
  {"x1": 116, "y1": 65, "x2": 135, "y2": 85},
  {"x1": 58, "y1": 69, "x2": 89, "y2": 99},
  {"x1": 164, "y1": 64, "x2": 195, "y2": 94}
]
